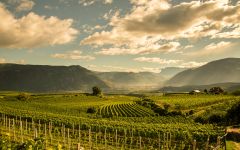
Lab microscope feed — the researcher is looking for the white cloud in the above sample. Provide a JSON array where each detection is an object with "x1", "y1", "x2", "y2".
[
  {"x1": 205, "y1": 41, "x2": 231, "y2": 50},
  {"x1": 96, "y1": 42, "x2": 180, "y2": 55},
  {"x1": 79, "y1": 0, "x2": 113, "y2": 6},
  {"x1": 0, "y1": 3, "x2": 78, "y2": 48},
  {"x1": 81, "y1": 24, "x2": 106, "y2": 34},
  {"x1": 0, "y1": 58, "x2": 6, "y2": 63},
  {"x1": 51, "y1": 50, "x2": 95, "y2": 61},
  {"x1": 0, "y1": 58, "x2": 26, "y2": 64},
  {"x1": 81, "y1": 0, "x2": 240, "y2": 55},
  {"x1": 102, "y1": 9, "x2": 118, "y2": 20},
  {"x1": 134, "y1": 57, "x2": 206, "y2": 68},
  {"x1": 134, "y1": 57, "x2": 181, "y2": 65},
  {"x1": 104, "y1": 0, "x2": 113, "y2": 4},
  {"x1": 44, "y1": 5, "x2": 59, "y2": 10},
  {"x1": 16, "y1": 0, "x2": 35, "y2": 12},
  {"x1": 186, "y1": 41, "x2": 232, "y2": 57},
  {"x1": 179, "y1": 61, "x2": 207, "y2": 68}
]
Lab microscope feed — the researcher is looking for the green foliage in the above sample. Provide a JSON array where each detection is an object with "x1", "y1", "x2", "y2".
[
  {"x1": 209, "y1": 87, "x2": 224, "y2": 95},
  {"x1": 232, "y1": 90, "x2": 240, "y2": 96},
  {"x1": 16, "y1": 93, "x2": 30, "y2": 101},
  {"x1": 87, "y1": 107, "x2": 96, "y2": 113},
  {"x1": 92, "y1": 86, "x2": 102, "y2": 96},
  {"x1": 137, "y1": 99, "x2": 183, "y2": 116},
  {"x1": 226, "y1": 101, "x2": 240, "y2": 125},
  {"x1": 0, "y1": 92, "x2": 234, "y2": 149},
  {"x1": 204, "y1": 89, "x2": 208, "y2": 94},
  {"x1": 208, "y1": 114, "x2": 225, "y2": 124}
]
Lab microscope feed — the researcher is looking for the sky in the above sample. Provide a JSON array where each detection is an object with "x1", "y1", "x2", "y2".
[{"x1": 0, "y1": 0, "x2": 240, "y2": 73}]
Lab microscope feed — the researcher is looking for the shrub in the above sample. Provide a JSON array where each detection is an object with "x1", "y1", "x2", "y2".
[
  {"x1": 194, "y1": 116, "x2": 205, "y2": 124},
  {"x1": 87, "y1": 107, "x2": 96, "y2": 114},
  {"x1": 232, "y1": 90, "x2": 240, "y2": 96},
  {"x1": 169, "y1": 111, "x2": 183, "y2": 116},
  {"x1": 189, "y1": 110, "x2": 194, "y2": 115},
  {"x1": 16, "y1": 93, "x2": 30, "y2": 101},
  {"x1": 208, "y1": 114, "x2": 225, "y2": 124},
  {"x1": 153, "y1": 107, "x2": 168, "y2": 116},
  {"x1": 225, "y1": 101, "x2": 240, "y2": 125}
]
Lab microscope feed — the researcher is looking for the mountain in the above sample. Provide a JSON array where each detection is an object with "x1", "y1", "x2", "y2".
[
  {"x1": 159, "y1": 67, "x2": 187, "y2": 79},
  {"x1": 160, "y1": 82, "x2": 240, "y2": 93},
  {"x1": 166, "y1": 58, "x2": 240, "y2": 86},
  {"x1": 0, "y1": 64, "x2": 108, "y2": 92},
  {"x1": 96, "y1": 72, "x2": 165, "y2": 91}
]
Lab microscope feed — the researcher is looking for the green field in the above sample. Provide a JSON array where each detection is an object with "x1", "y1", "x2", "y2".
[{"x1": 0, "y1": 92, "x2": 239, "y2": 149}]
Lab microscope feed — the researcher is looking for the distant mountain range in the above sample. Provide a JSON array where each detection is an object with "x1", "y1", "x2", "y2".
[
  {"x1": 0, "y1": 64, "x2": 166, "y2": 92},
  {"x1": 96, "y1": 72, "x2": 165, "y2": 90},
  {"x1": 166, "y1": 58, "x2": 240, "y2": 87},
  {"x1": 0, "y1": 58, "x2": 240, "y2": 93},
  {"x1": 159, "y1": 67, "x2": 187, "y2": 79}
]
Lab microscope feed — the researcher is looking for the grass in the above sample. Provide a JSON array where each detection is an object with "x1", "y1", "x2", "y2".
[{"x1": 226, "y1": 141, "x2": 240, "y2": 150}]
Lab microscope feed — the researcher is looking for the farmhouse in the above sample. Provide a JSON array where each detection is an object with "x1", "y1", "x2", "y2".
[{"x1": 189, "y1": 90, "x2": 201, "y2": 95}]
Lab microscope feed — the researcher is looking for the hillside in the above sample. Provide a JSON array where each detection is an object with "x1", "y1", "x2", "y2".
[
  {"x1": 159, "y1": 67, "x2": 187, "y2": 79},
  {"x1": 166, "y1": 58, "x2": 240, "y2": 86},
  {"x1": 96, "y1": 72, "x2": 165, "y2": 90},
  {"x1": 160, "y1": 82, "x2": 240, "y2": 93},
  {"x1": 0, "y1": 64, "x2": 108, "y2": 92}
]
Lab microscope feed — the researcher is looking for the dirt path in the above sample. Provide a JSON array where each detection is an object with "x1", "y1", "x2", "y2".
[{"x1": 227, "y1": 128, "x2": 240, "y2": 134}]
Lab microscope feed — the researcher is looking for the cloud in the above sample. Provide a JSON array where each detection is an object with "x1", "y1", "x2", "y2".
[
  {"x1": 96, "y1": 42, "x2": 180, "y2": 55},
  {"x1": 81, "y1": 24, "x2": 106, "y2": 34},
  {"x1": 104, "y1": 0, "x2": 113, "y2": 4},
  {"x1": 134, "y1": 57, "x2": 181, "y2": 65},
  {"x1": 134, "y1": 56, "x2": 206, "y2": 68},
  {"x1": 0, "y1": 58, "x2": 26, "y2": 64},
  {"x1": 88, "y1": 64, "x2": 161, "y2": 73},
  {"x1": 179, "y1": 61, "x2": 207, "y2": 68},
  {"x1": 81, "y1": 0, "x2": 240, "y2": 55},
  {"x1": 51, "y1": 50, "x2": 95, "y2": 61},
  {"x1": 102, "y1": 9, "x2": 118, "y2": 20},
  {"x1": 79, "y1": 0, "x2": 113, "y2": 6},
  {"x1": 16, "y1": 0, "x2": 35, "y2": 12},
  {"x1": 205, "y1": 41, "x2": 231, "y2": 50},
  {"x1": 44, "y1": 5, "x2": 58, "y2": 10},
  {"x1": 0, "y1": 58, "x2": 6, "y2": 63},
  {"x1": 186, "y1": 41, "x2": 232, "y2": 57},
  {"x1": 15, "y1": 59, "x2": 25, "y2": 64},
  {"x1": 0, "y1": 3, "x2": 78, "y2": 48},
  {"x1": 212, "y1": 26, "x2": 240, "y2": 39}
]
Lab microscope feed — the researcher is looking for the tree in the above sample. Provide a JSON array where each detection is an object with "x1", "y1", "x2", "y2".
[
  {"x1": 92, "y1": 86, "x2": 102, "y2": 96},
  {"x1": 16, "y1": 93, "x2": 30, "y2": 101},
  {"x1": 204, "y1": 89, "x2": 208, "y2": 94},
  {"x1": 209, "y1": 87, "x2": 224, "y2": 95},
  {"x1": 226, "y1": 101, "x2": 240, "y2": 125}
]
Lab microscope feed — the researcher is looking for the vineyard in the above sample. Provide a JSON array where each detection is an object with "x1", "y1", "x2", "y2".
[
  {"x1": 97, "y1": 103, "x2": 155, "y2": 117},
  {"x1": 0, "y1": 92, "x2": 238, "y2": 149}
]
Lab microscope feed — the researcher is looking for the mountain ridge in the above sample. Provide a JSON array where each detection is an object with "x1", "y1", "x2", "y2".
[{"x1": 166, "y1": 58, "x2": 240, "y2": 87}]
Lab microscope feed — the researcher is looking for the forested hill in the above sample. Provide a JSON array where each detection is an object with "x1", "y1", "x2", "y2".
[{"x1": 0, "y1": 64, "x2": 108, "y2": 92}]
